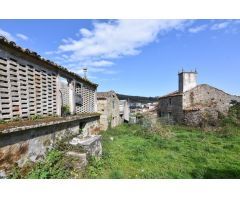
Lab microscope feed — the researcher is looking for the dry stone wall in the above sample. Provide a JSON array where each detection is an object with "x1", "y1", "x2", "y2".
[{"x1": 183, "y1": 85, "x2": 240, "y2": 126}]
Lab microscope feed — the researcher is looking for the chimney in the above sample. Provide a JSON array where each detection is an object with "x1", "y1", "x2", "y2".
[
  {"x1": 83, "y1": 67, "x2": 87, "y2": 79},
  {"x1": 178, "y1": 69, "x2": 198, "y2": 92}
]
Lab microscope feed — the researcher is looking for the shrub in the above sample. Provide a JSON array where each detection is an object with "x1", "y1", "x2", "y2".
[
  {"x1": 26, "y1": 150, "x2": 72, "y2": 179},
  {"x1": 218, "y1": 100, "x2": 240, "y2": 136},
  {"x1": 138, "y1": 116, "x2": 174, "y2": 139},
  {"x1": 61, "y1": 105, "x2": 71, "y2": 116},
  {"x1": 29, "y1": 115, "x2": 43, "y2": 121}
]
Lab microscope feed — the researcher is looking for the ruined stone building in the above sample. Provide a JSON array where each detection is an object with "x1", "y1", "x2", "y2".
[
  {"x1": 119, "y1": 100, "x2": 130, "y2": 123},
  {"x1": 0, "y1": 37, "x2": 101, "y2": 175},
  {"x1": 158, "y1": 71, "x2": 240, "y2": 126},
  {"x1": 97, "y1": 91, "x2": 121, "y2": 130}
]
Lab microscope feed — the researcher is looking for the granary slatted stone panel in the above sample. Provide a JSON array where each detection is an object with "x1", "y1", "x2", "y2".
[
  {"x1": 0, "y1": 51, "x2": 58, "y2": 120},
  {"x1": 76, "y1": 84, "x2": 96, "y2": 113},
  {"x1": 0, "y1": 56, "x2": 10, "y2": 119},
  {"x1": 0, "y1": 37, "x2": 98, "y2": 120},
  {"x1": 19, "y1": 64, "x2": 29, "y2": 118}
]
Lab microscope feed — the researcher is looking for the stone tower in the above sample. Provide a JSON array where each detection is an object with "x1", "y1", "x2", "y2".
[{"x1": 178, "y1": 70, "x2": 198, "y2": 92}]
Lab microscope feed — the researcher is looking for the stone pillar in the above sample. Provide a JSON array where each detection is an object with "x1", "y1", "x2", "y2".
[
  {"x1": 69, "y1": 80, "x2": 76, "y2": 115},
  {"x1": 56, "y1": 73, "x2": 62, "y2": 116},
  {"x1": 94, "y1": 90, "x2": 98, "y2": 112}
]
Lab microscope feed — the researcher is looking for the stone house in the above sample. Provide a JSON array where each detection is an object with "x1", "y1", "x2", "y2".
[
  {"x1": 158, "y1": 71, "x2": 240, "y2": 126},
  {"x1": 119, "y1": 100, "x2": 130, "y2": 123},
  {"x1": 97, "y1": 91, "x2": 121, "y2": 130}
]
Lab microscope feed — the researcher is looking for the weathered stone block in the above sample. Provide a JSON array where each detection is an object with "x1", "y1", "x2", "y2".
[{"x1": 69, "y1": 135, "x2": 102, "y2": 157}]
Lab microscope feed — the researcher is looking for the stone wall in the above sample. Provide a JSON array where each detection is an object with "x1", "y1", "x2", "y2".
[
  {"x1": 158, "y1": 95, "x2": 183, "y2": 123},
  {"x1": 179, "y1": 72, "x2": 197, "y2": 92},
  {"x1": 183, "y1": 84, "x2": 240, "y2": 112},
  {"x1": 0, "y1": 115, "x2": 100, "y2": 175},
  {"x1": 97, "y1": 92, "x2": 121, "y2": 131},
  {"x1": 158, "y1": 84, "x2": 240, "y2": 125},
  {"x1": 119, "y1": 100, "x2": 130, "y2": 123},
  {"x1": 97, "y1": 99, "x2": 109, "y2": 130},
  {"x1": 182, "y1": 84, "x2": 240, "y2": 126}
]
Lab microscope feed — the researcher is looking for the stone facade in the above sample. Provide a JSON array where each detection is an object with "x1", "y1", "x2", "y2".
[
  {"x1": 182, "y1": 84, "x2": 240, "y2": 126},
  {"x1": 0, "y1": 114, "x2": 100, "y2": 175},
  {"x1": 97, "y1": 91, "x2": 121, "y2": 131},
  {"x1": 158, "y1": 71, "x2": 240, "y2": 125},
  {"x1": 158, "y1": 93, "x2": 183, "y2": 123}
]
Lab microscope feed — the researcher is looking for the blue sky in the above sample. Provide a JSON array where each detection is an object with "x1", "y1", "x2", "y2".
[{"x1": 0, "y1": 19, "x2": 239, "y2": 96}]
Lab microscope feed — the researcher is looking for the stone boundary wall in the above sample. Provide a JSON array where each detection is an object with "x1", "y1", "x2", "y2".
[{"x1": 0, "y1": 115, "x2": 100, "y2": 175}]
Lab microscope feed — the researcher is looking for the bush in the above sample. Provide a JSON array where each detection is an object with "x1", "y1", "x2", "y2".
[
  {"x1": 26, "y1": 150, "x2": 72, "y2": 179},
  {"x1": 138, "y1": 116, "x2": 174, "y2": 139},
  {"x1": 218, "y1": 100, "x2": 240, "y2": 136},
  {"x1": 61, "y1": 105, "x2": 71, "y2": 116}
]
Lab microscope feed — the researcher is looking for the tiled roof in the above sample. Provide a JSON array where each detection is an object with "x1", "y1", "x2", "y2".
[
  {"x1": 0, "y1": 36, "x2": 98, "y2": 88},
  {"x1": 159, "y1": 91, "x2": 183, "y2": 99},
  {"x1": 97, "y1": 91, "x2": 118, "y2": 99}
]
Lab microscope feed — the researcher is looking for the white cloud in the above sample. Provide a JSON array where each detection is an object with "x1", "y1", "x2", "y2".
[
  {"x1": 82, "y1": 60, "x2": 114, "y2": 67},
  {"x1": 51, "y1": 19, "x2": 189, "y2": 78},
  {"x1": 211, "y1": 22, "x2": 230, "y2": 30},
  {"x1": 16, "y1": 33, "x2": 29, "y2": 41},
  {"x1": 58, "y1": 20, "x2": 187, "y2": 62},
  {"x1": 0, "y1": 28, "x2": 15, "y2": 41},
  {"x1": 188, "y1": 24, "x2": 208, "y2": 33},
  {"x1": 79, "y1": 28, "x2": 93, "y2": 37}
]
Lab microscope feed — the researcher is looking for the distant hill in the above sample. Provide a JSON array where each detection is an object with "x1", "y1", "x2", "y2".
[{"x1": 117, "y1": 93, "x2": 159, "y2": 104}]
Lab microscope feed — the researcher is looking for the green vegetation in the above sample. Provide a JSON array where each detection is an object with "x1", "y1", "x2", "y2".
[
  {"x1": 29, "y1": 114, "x2": 44, "y2": 121},
  {"x1": 61, "y1": 105, "x2": 71, "y2": 116},
  {"x1": 9, "y1": 150, "x2": 71, "y2": 179},
  {"x1": 9, "y1": 104, "x2": 240, "y2": 179},
  {"x1": 9, "y1": 136, "x2": 85, "y2": 179},
  {"x1": 117, "y1": 93, "x2": 158, "y2": 103},
  {"x1": 0, "y1": 119, "x2": 6, "y2": 124},
  {"x1": 83, "y1": 123, "x2": 240, "y2": 179},
  {"x1": 218, "y1": 100, "x2": 240, "y2": 136}
]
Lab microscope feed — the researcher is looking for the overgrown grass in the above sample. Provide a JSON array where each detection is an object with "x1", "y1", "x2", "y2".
[
  {"x1": 9, "y1": 115, "x2": 240, "y2": 179},
  {"x1": 83, "y1": 124, "x2": 240, "y2": 179}
]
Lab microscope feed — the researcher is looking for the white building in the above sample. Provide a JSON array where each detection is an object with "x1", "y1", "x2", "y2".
[{"x1": 119, "y1": 100, "x2": 130, "y2": 122}]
